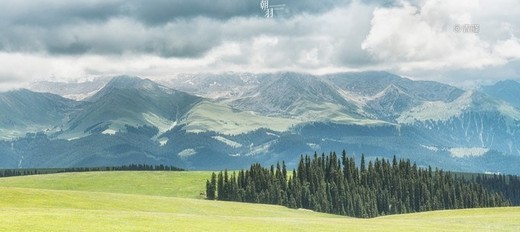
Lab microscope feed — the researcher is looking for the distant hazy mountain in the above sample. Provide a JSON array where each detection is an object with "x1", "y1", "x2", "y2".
[
  {"x1": 0, "y1": 89, "x2": 77, "y2": 139},
  {"x1": 481, "y1": 80, "x2": 520, "y2": 109},
  {"x1": 29, "y1": 79, "x2": 109, "y2": 101},
  {"x1": 324, "y1": 71, "x2": 463, "y2": 101},
  {"x1": 3, "y1": 72, "x2": 519, "y2": 174},
  {"x1": 324, "y1": 72, "x2": 464, "y2": 121},
  {"x1": 158, "y1": 73, "x2": 263, "y2": 100}
]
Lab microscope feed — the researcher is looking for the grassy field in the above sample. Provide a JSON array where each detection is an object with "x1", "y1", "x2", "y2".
[
  {"x1": 0, "y1": 171, "x2": 519, "y2": 231},
  {"x1": 0, "y1": 171, "x2": 209, "y2": 199}
]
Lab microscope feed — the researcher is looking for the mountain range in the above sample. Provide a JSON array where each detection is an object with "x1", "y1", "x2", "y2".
[{"x1": 1, "y1": 72, "x2": 520, "y2": 174}]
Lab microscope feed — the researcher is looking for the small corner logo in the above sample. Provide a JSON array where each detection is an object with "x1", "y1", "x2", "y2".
[{"x1": 453, "y1": 24, "x2": 480, "y2": 33}]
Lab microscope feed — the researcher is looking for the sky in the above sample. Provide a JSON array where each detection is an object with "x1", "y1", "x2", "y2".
[{"x1": 0, "y1": 0, "x2": 519, "y2": 90}]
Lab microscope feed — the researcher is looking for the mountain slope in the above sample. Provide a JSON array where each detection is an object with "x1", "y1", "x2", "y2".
[
  {"x1": 481, "y1": 80, "x2": 520, "y2": 109},
  {"x1": 396, "y1": 90, "x2": 520, "y2": 164},
  {"x1": 5, "y1": 72, "x2": 520, "y2": 174},
  {"x1": 0, "y1": 90, "x2": 77, "y2": 139},
  {"x1": 230, "y1": 73, "x2": 367, "y2": 123},
  {"x1": 180, "y1": 101, "x2": 299, "y2": 135},
  {"x1": 398, "y1": 91, "x2": 520, "y2": 123},
  {"x1": 325, "y1": 71, "x2": 463, "y2": 101},
  {"x1": 61, "y1": 76, "x2": 202, "y2": 139},
  {"x1": 325, "y1": 71, "x2": 464, "y2": 120},
  {"x1": 365, "y1": 84, "x2": 418, "y2": 120}
]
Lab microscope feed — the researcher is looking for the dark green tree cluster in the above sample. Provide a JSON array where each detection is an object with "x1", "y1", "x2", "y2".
[
  {"x1": 107, "y1": 164, "x2": 183, "y2": 171},
  {"x1": 475, "y1": 174, "x2": 520, "y2": 205},
  {"x1": 206, "y1": 151, "x2": 515, "y2": 218},
  {"x1": 0, "y1": 164, "x2": 183, "y2": 178}
]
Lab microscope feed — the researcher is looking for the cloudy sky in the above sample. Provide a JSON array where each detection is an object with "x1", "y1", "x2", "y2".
[{"x1": 1, "y1": 0, "x2": 519, "y2": 90}]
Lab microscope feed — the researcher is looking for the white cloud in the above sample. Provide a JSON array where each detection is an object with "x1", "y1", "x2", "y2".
[
  {"x1": 0, "y1": 2, "x2": 376, "y2": 87},
  {"x1": 494, "y1": 37, "x2": 520, "y2": 59},
  {"x1": 361, "y1": 0, "x2": 520, "y2": 74},
  {"x1": 0, "y1": 0, "x2": 519, "y2": 89}
]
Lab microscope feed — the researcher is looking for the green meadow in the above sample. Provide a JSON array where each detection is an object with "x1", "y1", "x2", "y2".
[{"x1": 0, "y1": 171, "x2": 518, "y2": 231}]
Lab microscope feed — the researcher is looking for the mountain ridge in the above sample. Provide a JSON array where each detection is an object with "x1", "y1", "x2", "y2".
[
  {"x1": 481, "y1": 79, "x2": 520, "y2": 110},
  {"x1": 2, "y1": 73, "x2": 519, "y2": 174}
]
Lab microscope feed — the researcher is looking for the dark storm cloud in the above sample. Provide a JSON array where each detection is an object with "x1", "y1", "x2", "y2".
[
  {"x1": 0, "y1": 0, "x2": 364, "y2": 57},
  {"x1": 127, "y1": 0, "x2": 401, "y2": 24},
  {"x1": 1, "y1": 1, "x2": 122, "y2": 27},
  {"x1": 127, "y1": 0, "x2": 403, "y2": 24},
  {"x1": 2, "y1": 0, "x2": 355, "y2": 27},
  {"x1": 1, "y1": 0, "x2": 259, "y2": 27},
  {"x1": 47, "y1": 42, "x2": 91, "y2": 55},
  {"x1": 126, "y1": 0, "x2": 260, "y2": 24},
  {"x1": 0, "y1": 0, "x2": 408, "y2": 62}
]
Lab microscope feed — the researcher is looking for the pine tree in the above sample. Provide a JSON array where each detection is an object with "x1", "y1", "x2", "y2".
[
  {"x1": 217, "y1": 171, "x2": 224, "y2": 200},
  {"x1": 206, "y1": 172, "x2": 217, "y2": 200}
]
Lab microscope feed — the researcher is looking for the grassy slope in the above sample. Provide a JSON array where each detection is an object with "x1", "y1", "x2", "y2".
[
  {"x1": 0, "y1": 171, "x2": 519, "y2": 231},
  {"x1": 0, "y1": 171, "x2": 208, "y2": 199},
  {"x1": 182, "y1": 101, "x2": 299, "y2": 135}
]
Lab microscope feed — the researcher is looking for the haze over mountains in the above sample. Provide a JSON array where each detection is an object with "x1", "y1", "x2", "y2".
[{"x1": 1, "y1": 72, "x2": 520, "y2": 174}]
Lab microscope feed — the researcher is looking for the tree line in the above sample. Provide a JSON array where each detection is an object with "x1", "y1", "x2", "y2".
[
  {"x1": 474, "y1": 173, "x2": 520, "y2": 205},
  {"x1": 0, "y1": 164, "x2": 183, "y2": 178},
  {"x1": 206, "y1": 151, "x2": 519, "y2": 218}
]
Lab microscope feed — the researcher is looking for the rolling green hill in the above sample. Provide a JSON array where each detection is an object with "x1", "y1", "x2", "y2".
[{"x1": 0, "y1": 171, "x2": 519, "y2": 231}]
